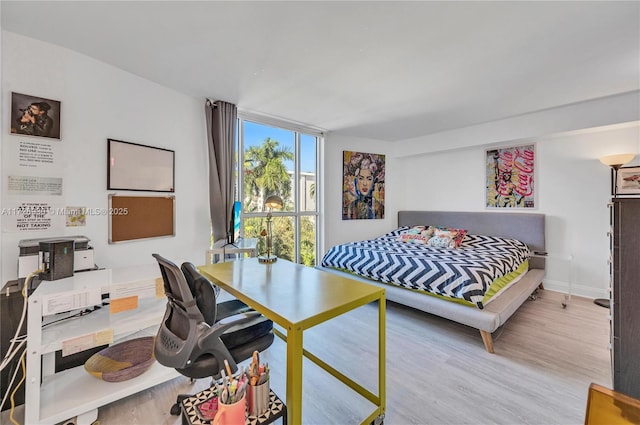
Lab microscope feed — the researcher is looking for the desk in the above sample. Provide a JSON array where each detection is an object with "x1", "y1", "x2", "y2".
[
  {"x1": 198, "y1": 259, "x2": 386, "y2": 425},
  {"x1": 207, "y1": 238, "x2": 258, "y2": 264}
]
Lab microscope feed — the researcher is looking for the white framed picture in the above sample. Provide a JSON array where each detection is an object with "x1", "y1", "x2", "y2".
[{"x1": 485, "y1": 144, "x2": 536, "y2": 208}]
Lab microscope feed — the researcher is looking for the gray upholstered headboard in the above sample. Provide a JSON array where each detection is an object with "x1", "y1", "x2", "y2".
[{"x1": 398, "y1": 210, "x2": 545, "y2": 269}]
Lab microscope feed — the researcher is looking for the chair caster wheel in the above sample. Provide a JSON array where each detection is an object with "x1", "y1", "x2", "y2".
[
  {"x1": 170, "y1": 403, "x2": 181, "y2": 416},
  {"x1": 170, "y1": 394, "x2": 192, "y2": 415}
]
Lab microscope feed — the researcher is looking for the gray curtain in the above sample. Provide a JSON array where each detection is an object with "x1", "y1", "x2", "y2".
[{"x1": 205, "y1": 100, "x2": 237, "y2": 244}]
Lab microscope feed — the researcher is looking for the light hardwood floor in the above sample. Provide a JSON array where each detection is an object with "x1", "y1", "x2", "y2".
[{"x1": 7, "y1": 290, "x2": 611, "y2": 425}]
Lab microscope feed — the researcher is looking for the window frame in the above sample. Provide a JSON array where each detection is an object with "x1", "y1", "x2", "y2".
[{"x1": 236, "y1": 112, "x2": 322, "y2": 265}]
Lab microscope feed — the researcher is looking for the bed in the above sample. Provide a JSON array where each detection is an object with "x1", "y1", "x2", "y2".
[{"x1": 318, "y1": 210, "x2": 545, "y2": 353}]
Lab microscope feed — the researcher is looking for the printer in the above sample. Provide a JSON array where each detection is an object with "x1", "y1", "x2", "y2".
[{"x1": 18, "y1": 235, "x2": 95, "y2": 278}]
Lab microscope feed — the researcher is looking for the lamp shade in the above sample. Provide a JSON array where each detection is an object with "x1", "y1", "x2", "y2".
[
  {"x1": 599, "y1": 154, "x2": 635, "y2": 169},
  {"x1": 264, "y1": 195, "x2": 283, "y2": 210}
]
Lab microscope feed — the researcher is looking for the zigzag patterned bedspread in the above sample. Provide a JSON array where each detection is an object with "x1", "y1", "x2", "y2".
[{"x1": 321, "y1": 227, "x2": 530, "y2": 309}]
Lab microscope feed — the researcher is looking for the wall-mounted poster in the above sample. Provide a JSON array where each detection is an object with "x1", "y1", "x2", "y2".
[
  {"x1": 10, "y1": 92, "x2": 61, "y2": 140},
  {"x1": 486, "y1": 144, "x2": 535, "y2": 208},
  {"x1": 343, "y1": 151, "x2": 385, "y2": 220},
  {"x1": 66, "y1": 206, "x2": 87, "y2": 227},
  {"x1": 7, "y1": 175, "x2": 62, "y2": 196},
  {"x1": 1, "y1": 201, "x2": 65, "y2": 232}
]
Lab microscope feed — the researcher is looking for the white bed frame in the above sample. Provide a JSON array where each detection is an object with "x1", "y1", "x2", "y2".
[{"x1": 319, "y1": 210, "x2": 545, "y2": 353}]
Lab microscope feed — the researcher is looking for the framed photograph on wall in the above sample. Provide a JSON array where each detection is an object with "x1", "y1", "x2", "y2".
[
  {"x1": 342, "y1": 150, "x2": 385, "y2": 220},
  {"x1": 485, "y1": 144, "x2": 535, "y2": 208},
  {"x1": 616, "y1": 166, "x2": 640, "y2": 195},
  {"x1": 10, "y1": 92, "x2": 61, "y2": 140}
]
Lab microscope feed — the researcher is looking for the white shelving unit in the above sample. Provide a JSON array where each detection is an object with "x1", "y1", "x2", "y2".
[{"x1": 25, "y1": 265, "x2": 179, "y2": 425}]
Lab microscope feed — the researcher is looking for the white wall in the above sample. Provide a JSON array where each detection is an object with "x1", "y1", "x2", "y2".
[
  {"x1": 322, "y1": 133, "x2": 400, "y2": 251},
  {"x1": 0, "y1": 13, "x2": 3, "y2": 274},
  {"x1": 1, "y1": 32, "x2": 210, "y2": 283},
  {"x1": 396, "y1": 91, "x2": 640, "y2": 158}
]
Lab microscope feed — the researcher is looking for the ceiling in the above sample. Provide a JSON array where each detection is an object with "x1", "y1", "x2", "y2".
[{"x1": 2, "y1": 1, "x2": 639, "y2": 142}]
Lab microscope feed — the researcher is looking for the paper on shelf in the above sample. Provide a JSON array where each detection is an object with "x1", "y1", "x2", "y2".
[
  {"x1": 42, "y1": 287, "x2": 102, "y2": 316},
  {"x1": 110, "y1": 295, "x2": 138, "y2": 314},
  {"x1": 155, "y1": 277, "x2": 165, "y2": 298},
  {"x1": 109, "y1": 278, "x2": 157, "y2": 300},
  {"x1": 61, "y1": 328, "x2": 114, "y2": 356}
]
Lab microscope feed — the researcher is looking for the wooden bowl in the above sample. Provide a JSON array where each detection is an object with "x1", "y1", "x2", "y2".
[{"x1": 84, "y1": 336, "x2": 156, "y2": 382}]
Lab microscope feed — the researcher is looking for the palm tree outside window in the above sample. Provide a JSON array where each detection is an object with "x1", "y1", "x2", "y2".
[{"x1": 236, "y1": 118, "x2": 320, "y2": 266}]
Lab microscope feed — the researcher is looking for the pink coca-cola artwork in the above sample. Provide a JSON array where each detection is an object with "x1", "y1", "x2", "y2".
[{"x1": 486, "y1": 144, "x2": 535, "y2": 208}]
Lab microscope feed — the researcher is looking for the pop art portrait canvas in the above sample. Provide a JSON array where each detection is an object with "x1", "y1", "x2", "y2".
[{"x1": 343, "y1": 151, "x2": 385, "y2": 220}]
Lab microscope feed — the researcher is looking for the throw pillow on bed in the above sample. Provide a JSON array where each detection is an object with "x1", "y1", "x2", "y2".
[
  {"x1": 397, "y1": 226, "x2": 434, "y2": 244},
  {"x1": 426, "y1": 234, "x2": 455, "y2": 248},
  {"x1": 398, "y1": 233, "x2": 430, "y2": 244},
  {"x1": 426, "y1": 228, "x2": 468, "y2": 249},
  {"x1": 445, "y1": 228, "x2": 468, "y2": 248}
]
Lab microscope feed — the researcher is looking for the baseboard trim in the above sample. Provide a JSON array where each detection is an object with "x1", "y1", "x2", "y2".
[{"x1": 543, "y1": 278, "x2": 608, "y2": 299}]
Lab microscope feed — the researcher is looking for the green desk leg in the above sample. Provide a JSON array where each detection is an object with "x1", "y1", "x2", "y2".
[{"x1": 286, "y1": 324, "x2": 303, "y2": 425}]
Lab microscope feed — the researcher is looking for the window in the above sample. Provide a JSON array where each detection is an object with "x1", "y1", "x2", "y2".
[{"x1": 237, "y1": 116, "x2": 320, "y2": 266}]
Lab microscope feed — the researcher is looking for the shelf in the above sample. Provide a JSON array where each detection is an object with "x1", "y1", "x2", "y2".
[
  {"x1": 32, "y1": 265, "x2": 159, "y2": 298},
  {"x1": 39, "y1": 297, "x2": 166, "y2": 354},
  {"x1": 38, "y1": 361, "x2": 179, "y2": 424},
  {"x1": 25, "y1": 264, "x2": 174, "y2": 425}
]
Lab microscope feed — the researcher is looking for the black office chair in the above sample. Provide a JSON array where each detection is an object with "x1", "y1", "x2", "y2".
[{"x1": 152, "y1": 254, "x2": 274, "y2": 413}]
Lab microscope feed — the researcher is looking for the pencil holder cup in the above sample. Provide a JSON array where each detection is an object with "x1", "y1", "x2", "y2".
[
  {"x1": 212, "y1": 393, "x2": 246, "y2": 425},
  {"x1": 247, "y1": 380, "x2": 270, "y2": 417}
]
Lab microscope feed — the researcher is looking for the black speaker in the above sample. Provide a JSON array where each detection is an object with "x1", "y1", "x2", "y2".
[{"x1": 40, "y1": 240, "x2": 74, "y2": 281}]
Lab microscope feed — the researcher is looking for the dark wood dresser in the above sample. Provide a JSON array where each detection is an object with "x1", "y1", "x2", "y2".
[{"x1": 611, "y1": 198, "x2": 640, "y2": 399}]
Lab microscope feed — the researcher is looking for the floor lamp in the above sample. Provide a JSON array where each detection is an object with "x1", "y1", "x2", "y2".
[{"x1": 596, "y1": 153, "x2": 635, "y2": 308}]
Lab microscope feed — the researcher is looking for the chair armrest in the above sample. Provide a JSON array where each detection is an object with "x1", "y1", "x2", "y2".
[
  {"x1": 194, "y1": 311, "x2": 266, "y2": 376},
  {"x1": 217, "y1": 311, "x2": 263, "y2": 326},
  {"x1": 198, "y1": 311, "x2": 263, "y2": 344}
]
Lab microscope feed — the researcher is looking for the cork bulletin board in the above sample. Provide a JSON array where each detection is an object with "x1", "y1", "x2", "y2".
[{"x1": 108, "y1": 195, "x2": 175, "y2": 243}]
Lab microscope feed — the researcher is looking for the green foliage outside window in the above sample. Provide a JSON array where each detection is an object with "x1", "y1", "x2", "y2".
[
  {"x1": 242, "y1": 137, "x2": 316, "y2": 266},
  {"x1": 244, "y1": 137, "x2": 294, "y2": 212}
]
